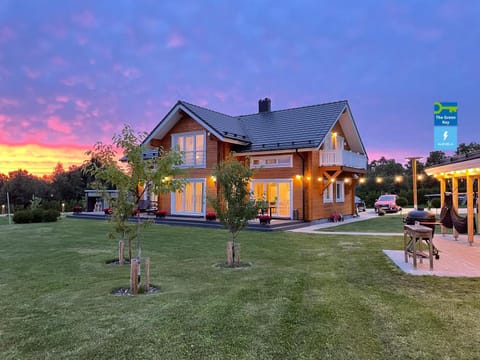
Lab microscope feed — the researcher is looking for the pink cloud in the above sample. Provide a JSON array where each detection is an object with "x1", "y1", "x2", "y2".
[
  {"x1": 166, "y1": 33, "x2": 185, "y2": 48},
  {"x1": 0, "y1": 114, "x2": 9, "y2": 122},
  {"x1": 75, "y1": 99, "x2": 90, "y2": 111},
  {"x1": 36, "y1": 97, "x2": 46, "y2": 104},
  {"x1": 46, "y1": 103, "x2": 63, "y2": 114},
  {"x1": 23, "y1": 67, "x2": 41, "y2": 79},
  {"x1": 56, "y1": 96, "x2": 70, "y2": 103},
  {"x1": 47, "y1": 116, "x2": 71, "y2": 134},
  {"x1": 72, "y1": 11, "x2": 97, "y2": 27},
  {"x1": 0, "y1": 98, "x2": 19, "y2": 107},
  {"x1": 61, "y1": 76, "x2": 95, "y2": 90}
]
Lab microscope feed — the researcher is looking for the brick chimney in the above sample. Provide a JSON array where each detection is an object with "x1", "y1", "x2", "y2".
[{"x1": 258, "y1": 98, "x2": 271, "y2": 113}]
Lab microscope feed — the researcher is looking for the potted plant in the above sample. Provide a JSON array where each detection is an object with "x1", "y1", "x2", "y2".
[
  {"x1": 104, "y1": 207, "x2": 113, "y2": 215},
  {"x1": 73, "y1": 205, "x2": 82, "y2": 214},
  {"x1": 258, "y1": 214, "x2": 271, "y2": 224},
  {"x1": 206, "y1": 212, "x2": 217, "y2": 221},
  {"x1": 155, "y1": 210, "x2": 167, "y2": 218}
]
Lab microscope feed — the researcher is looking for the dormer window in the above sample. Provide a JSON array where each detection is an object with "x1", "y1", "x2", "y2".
[{"x1": 172, "y1": 131, "x2": 206, "y2": 168}]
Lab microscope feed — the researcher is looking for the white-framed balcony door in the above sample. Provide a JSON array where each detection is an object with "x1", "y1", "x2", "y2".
[
  {"x1": 252, "y1": 180, "x2": 292, "y2": 218},
  {"x1": 172, "y1": 178, "x2": 205, "y2": 216}
]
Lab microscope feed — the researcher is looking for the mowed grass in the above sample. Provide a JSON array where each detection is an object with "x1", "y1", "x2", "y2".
[
  {"x1": 320, "y1": 214, "x2": 407, "y2": 233},
  {"x1": 1, "y1": 217, "x2": 480, "y2": 359}
]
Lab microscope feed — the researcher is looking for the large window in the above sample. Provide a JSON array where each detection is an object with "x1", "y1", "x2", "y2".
[
  {"x1": 250, "y1": 155, "x2": 292, "y2": 168},
  {"x1": 336, "y1": 181, "x2": 345, "y2": 202},
  {"x1": 172, "y1": 131, "x2": 206, "y2": 168},
  {"x1": 173, "y1": 179, "x2": 205, "y2": 215},
  {"x1": 323, "y1": 182, "x2": 333, "y2": 203},
  {"x1": 252, "y1": 180, "x2": 292, "y2": 218}
]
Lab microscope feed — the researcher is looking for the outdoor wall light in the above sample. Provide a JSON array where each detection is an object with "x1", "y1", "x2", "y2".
[
  {"x1": 376, "y1": 177, "x2": 383, "y2": 183},
  {"x1": 211, "y1": 176, "x2": 217, "y2": 182},
  {"x1": 295, "y1": 175, "x2": 302, "y2": 180}
]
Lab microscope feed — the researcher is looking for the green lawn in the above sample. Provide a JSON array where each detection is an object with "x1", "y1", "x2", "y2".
[
  {"x1": 320, "y1": 214, "x2": 406, "y2": 233},
  {"x1": 1, "y1": 217, "x2": 480, "y2": 359}
]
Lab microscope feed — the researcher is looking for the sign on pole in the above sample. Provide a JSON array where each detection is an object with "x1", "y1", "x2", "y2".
[{"x1": 434, "y1": 102, "x2": 457, "y2": 150}]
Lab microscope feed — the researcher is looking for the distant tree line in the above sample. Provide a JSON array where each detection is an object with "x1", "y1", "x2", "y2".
[
  {"x1": 356, "y1": 142, "x2": 480, "y2": 208},
  {"x1": 1, "y1": 142, "x2": 479, "y2": 213},
  {"x1": 0, "y1": 162, "x2": 96, "y2": 212}
]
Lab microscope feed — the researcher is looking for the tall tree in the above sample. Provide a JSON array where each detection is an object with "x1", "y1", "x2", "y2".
[
  {"x1": 85, "y1": 125, "x2": 187, "y2": 285},
  {"x1": 208, "y1": 156, "x2": 260, "y2": 266}
]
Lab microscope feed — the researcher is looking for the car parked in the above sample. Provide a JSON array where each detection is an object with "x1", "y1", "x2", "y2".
[
  {"x1": 374, "y1": 194, "x2": 402, "y2": 213},
  {"x1": 355, "y1": 196, "x2": 366, "y2": 212}
]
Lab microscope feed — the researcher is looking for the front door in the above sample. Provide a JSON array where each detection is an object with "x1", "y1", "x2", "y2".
[
  {"x1": 252, "y1": 180, "x2": 291, "y2": 218},
  {"x1": 172, "y1": 179, "x2": 205, "y2": 215}
]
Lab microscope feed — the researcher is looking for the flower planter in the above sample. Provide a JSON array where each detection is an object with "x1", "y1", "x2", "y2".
[
  {"x1": 155, "y1": 210, "x2": 167, "y2": 218},
  {"x1": 258, "y1": 215, "x2": 271, "y2": 224},
  {"x1": 206, "y1": 212, "x2": 217, "y2": 221}
]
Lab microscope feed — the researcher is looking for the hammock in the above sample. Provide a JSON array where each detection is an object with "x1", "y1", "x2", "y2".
[{"x1": 440, "y1": 193, "x2": 474, "y2": 234}]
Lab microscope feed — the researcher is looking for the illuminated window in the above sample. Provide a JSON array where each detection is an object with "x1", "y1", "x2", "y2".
[
  {"x1": 336, "y1": 181, "x2": 344, "y2": 202},
  {"x1": 172, "y1": 131, "x2": 206, "y2": 168},
  {"x1": 323, "y1": 183, "x2": 333, "y2": 203},
  {"x1": 250, "y1": 155, "x2": 292, "y2": 168}
]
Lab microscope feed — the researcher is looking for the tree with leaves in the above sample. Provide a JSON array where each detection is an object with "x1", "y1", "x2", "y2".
[
  {"x1": 84, "y1": 125, "x2": 187, "y2": 283},
  {"x1": 208, "y1": 156, "x2": 259, "y2": 266}
]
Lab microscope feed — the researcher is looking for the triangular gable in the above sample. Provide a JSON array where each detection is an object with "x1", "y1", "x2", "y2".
[
  {"x1": 143, "y1": 101, "x2": 249, "y2": 148},
  {"x1": 317, "y1": 103, "x2": 367, "y2": 156}
]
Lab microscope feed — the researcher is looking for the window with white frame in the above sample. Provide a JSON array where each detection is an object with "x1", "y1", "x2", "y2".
[
  {"x1": 323, "y1": 182, "x2": 333, "y2": 203},
  {"x1": 336, "y1": 180, "x2": 345, "y2": 202},
  {"x1": 250, "y1": 155, "x2": 292, "y2": 168},
  {"x1": 172, "y1": 131, "x2": 206, "y2": 168}
]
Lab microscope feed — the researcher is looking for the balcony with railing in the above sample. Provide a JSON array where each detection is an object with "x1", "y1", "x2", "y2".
[{"x1": 319, "y1": 149, "x2": 367, "y2": 169}]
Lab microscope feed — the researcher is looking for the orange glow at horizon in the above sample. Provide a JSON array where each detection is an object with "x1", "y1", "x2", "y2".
[{"x1": 0, "y1": 144, "x2": 90, "y2": 177}]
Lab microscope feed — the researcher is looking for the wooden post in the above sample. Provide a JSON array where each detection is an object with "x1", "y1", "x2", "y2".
[
  {"x1": 440, "y1": 178, "x2": 446, "y2": 236},
  {"x1": 130, "y1": 259, "x2": 139, "y2": 295},
  {"x1": 227, "y1": 242, "x2": 233, "y2": 266},
  {"x1": 145, "y1": 257, "x2": 150, "y2": 292},
  {"x1": 236, "y1": 243, "x2": 241, "y2": 266},
  {"x1": 118, "y1": 240, "x2": 125, "y2": 265},
  {"x1": 452, "y1": 176, "x2": 459, "y2": 240},
  {"x1": 467, "y1": 175, "x2": 474, "y2": 244}
]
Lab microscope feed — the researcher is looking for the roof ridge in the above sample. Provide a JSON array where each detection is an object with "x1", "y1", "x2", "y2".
[
  {"x1": 179, "y1": 100, "x2": 235, "y2": 118},
  {"x1": 237, "y1": 99, "x2": 348, "y2": 118}
]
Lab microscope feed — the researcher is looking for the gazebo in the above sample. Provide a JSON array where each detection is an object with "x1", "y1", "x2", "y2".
[{"x1": 425, "y1": 151, "x2": 480, "y2": 244}]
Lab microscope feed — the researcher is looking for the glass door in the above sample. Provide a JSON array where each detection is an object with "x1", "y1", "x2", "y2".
[{"x1": 252, "y1": 180, "x2": 291, "y2": 218}]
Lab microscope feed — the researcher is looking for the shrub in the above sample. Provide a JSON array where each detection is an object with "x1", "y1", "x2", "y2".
[
  {"x1": 13, "y1": 210, "x2": 34, "y2": 224},
  {"x1": 43, "y1": 209, "x2": 60, "y2": 222},
  {"x1": 396, "y1": 197, "x2": 408, "y2": 208},
  {"x1": 31, "y1": 209, "x2": 44, "y2": 223}
]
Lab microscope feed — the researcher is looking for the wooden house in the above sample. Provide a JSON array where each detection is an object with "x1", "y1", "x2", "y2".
[{"x1": 143, "y1": 98, "x2": 367, "y2": 221}]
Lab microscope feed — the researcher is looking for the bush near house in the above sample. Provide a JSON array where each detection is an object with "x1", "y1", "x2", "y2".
[{"x1": 13, "y1": 209, "x2": 60, "y2": 224}]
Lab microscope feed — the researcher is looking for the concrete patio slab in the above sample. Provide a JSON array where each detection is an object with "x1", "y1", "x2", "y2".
[{"x1": 384, "y1": 233, "x2": 480, "y2": 277}]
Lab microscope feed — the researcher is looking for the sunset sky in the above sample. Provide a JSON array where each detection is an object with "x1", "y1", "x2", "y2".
[{"x1": 0, "y1": 0, "x2": 479, "y2": 177}]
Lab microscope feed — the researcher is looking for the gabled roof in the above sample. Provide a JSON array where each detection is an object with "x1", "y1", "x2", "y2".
[{"x1": 144, "y1": 99, "x2": 366, "y2": 155}]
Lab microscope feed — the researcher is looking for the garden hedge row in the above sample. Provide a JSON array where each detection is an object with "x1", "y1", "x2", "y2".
[{"x1": 13, "y1": 209, "x2": 60, "y2": 224}]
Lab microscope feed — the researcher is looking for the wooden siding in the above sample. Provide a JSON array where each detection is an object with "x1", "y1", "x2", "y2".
[{"x1": 148, "y1": 113, "x2": 359, "y2": 221}]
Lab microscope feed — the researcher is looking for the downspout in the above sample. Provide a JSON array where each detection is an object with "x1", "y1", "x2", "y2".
[{"x1": 296, "y1": 149, "x2": 306, "y2": 221}]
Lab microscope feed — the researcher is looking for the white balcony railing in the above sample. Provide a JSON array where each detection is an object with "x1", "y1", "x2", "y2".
[{"x1": 319, "y1": 150, "x2": 367, "y2": 169}]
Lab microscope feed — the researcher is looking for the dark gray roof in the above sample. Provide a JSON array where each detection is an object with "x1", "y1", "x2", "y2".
[
  {"x1": 238, "y1": 100, "x2": 348, "y2": 151},
  {"x1": 180, "y1": 101, "x2": 248, "y2": 141},
  {"x1": 181, "y1": 100, "x2": 349, "y2": 152}
]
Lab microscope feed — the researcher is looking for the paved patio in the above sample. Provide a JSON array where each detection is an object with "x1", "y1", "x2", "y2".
[{"x1": 384, "y1": 233, "x2": 480, "y2": 277}]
